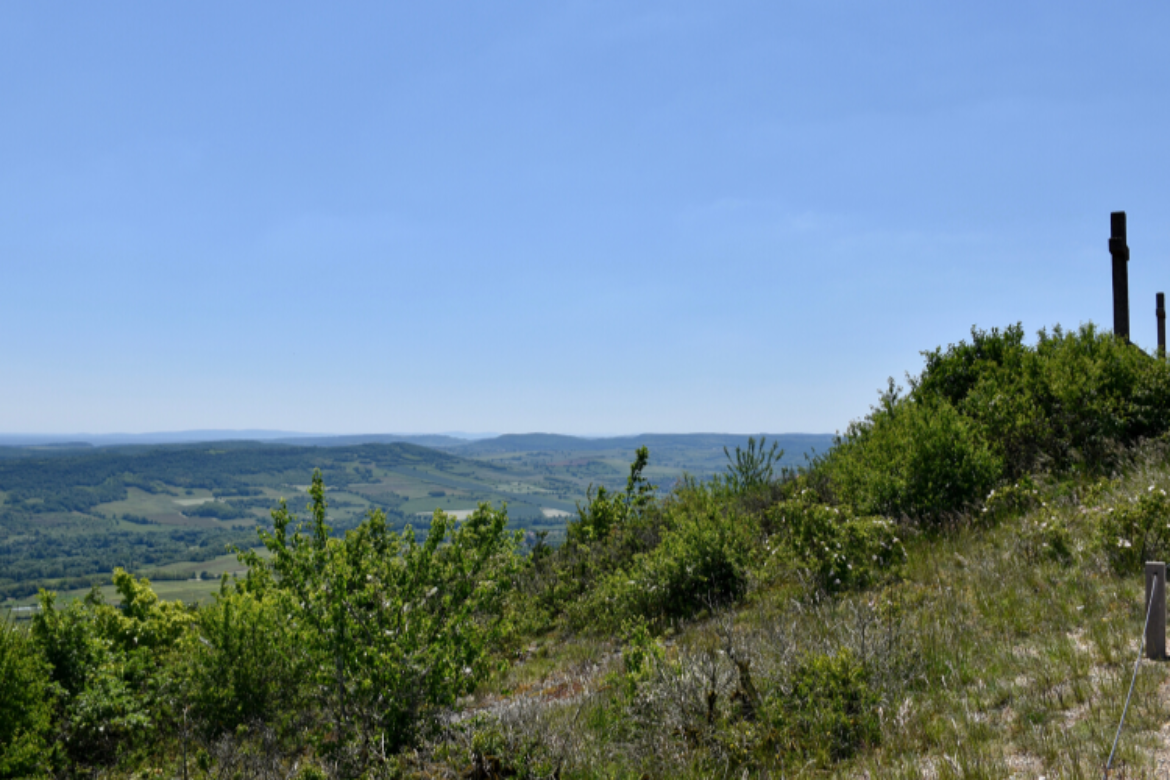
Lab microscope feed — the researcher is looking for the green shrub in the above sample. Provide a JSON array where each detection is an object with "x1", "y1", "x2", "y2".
[
  {"x1": 0, "y1": 619, "x2": 54, "y2": 779},
  {"x1": 823, "y1": 324, "x2": 1170, "y2": 527},
  {"x1": 567, "y1": 446, "x2": 656, "y2": 544},
  {"x1": 569, "y1": 488, "x2": 755, "y2": 630},
  {"x1": 980, "y1": 475, "x2": 1040, "y2": 522},
  {"x1": 31, "y1": 574, "x2": 191, "y2": 770},
  {"x1": 610, "y1": 616, "x2": 665, "y2": 699},
  {"x1": 917, "y1": 323, "x2": 1170, "y2": 477},
  {"x1": 1016, "y1": 511, "x2": 1074, "y2": 564},
  {"x1": 188, "y1": 586, "x2": 311, "y2": 738},
  {"x1": 826, "y1": 392, "x2": 1002, "y2": 523},
  {"x1": 765, "y1": 497, "x2": 904, "y2": 593},
  {"x1": 238, "y1": 471, "x2": 525, "y2": 757},
  {"x1": 1094, "y1": 486, "x2": 1170, "y2": 574},
  {"x1": 765, "y1": 649, "x2": 880, "y2": 765}
]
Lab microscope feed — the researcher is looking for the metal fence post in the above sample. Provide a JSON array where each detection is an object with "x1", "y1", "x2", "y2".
[
  {"x1": 1111, "y1": 212, "x2": 1130, "y2": 342},
  {"x1": 1146, "y1": 561, "x2": 1165, "y2": 660}
]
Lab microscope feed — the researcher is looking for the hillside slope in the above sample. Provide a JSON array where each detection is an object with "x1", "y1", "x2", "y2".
[{"x1": 5, "y1": 323, "x2": 1170, "y2": 778}]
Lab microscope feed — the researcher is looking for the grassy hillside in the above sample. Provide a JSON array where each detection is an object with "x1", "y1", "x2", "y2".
[{"x1": 5, "y1": 323, "x2": 1170, "y2": 778}]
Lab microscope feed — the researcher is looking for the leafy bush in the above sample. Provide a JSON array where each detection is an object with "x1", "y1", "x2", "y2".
[
  {"x1": 0, "y1": 619, "x2": 54, "y2": 779},
  {"x1": 765, "y1": 496, "x2": 904, "y2": 593},
  {"x1": 764, "y1": 649, "x2": 880, "y2": 765},
  {"x1": 917, "y1": 323, "x2": 1170, "y2": 477},
  {"x1": 31, "y1": 572, "x2": 192, "y2": 770},
  {"x1": 188, "y1": 585, "x2": 311, "y2": 738},
  {"x1": 980, "y1": 475, "x2": 1040, "y2": 522},
  {"x1": 823, "y1": 324, "x2": 1170, "y2": 527},
  {"x1": 1016, "y1": 511, "x2": 1074, "y2": 563},
  {"x1": 520, "y1": 449, "x2": 663, "y2": 629},
  {"x1": 568, "y1": 446, "x2": 656, "y2": 544},
  {"x1": 1094, "y1": 486, "x2": 1170, "y2": 574},
  {"x1": 611, "y1": 616, "x2": 665, "y2": 699},
  {"x1": 826, "y1": 391, "x2": 1002, "y2": 523},
  {"x1": 568, "y1": 488, "x2": 756, "y2": 630},
  {"x1": 237, "y1": 470, "x2": 525, "y2": 760}
]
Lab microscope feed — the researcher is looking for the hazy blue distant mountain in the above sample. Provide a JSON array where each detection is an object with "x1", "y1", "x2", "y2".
[
  {"x1": 272, "y1": 434, "x2": 471, "y2": 448},
  {"x1": 446, "y1": 432, "x2": 835, "y2": 461},
  {"x1": 0, "y1": 431, "x2": 836, "y2": 465},
  {"x1": 0, "y1": 430, "x2": 308, "y2": 447},
  {"x1": 0, "y1": 431, "x2": 481, "y2": 448}
]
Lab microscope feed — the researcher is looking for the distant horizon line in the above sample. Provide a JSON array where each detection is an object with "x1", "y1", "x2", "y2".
[{"x1": 0, "y1": 429, "x2": 835, "y2": 445}]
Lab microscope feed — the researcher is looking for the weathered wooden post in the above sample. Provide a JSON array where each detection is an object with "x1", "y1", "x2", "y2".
[
  {"x1": 1158, "y1": 292, "x2": 1166, "y2": 358},
  {"x1": 1110, "y1": 211, "x2": 1130, "y2": 342},
  {"x1": 1146, "y1": 561, "x2": 1165, "y2": 660}
]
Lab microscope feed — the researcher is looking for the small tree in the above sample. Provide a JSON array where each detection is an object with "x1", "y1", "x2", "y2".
[
  {"x1": 0, "y1": 618, "x2": 54, "y2": 778},
  {"x1": 723, "y1": 436, "x2": 784, "y2": 494},
  {"x1": 237, "y1": 470, "x2": 524, "y2": 765},
  {"x1": 569, "y1": 446, "x2": 656, "y2": 543}
]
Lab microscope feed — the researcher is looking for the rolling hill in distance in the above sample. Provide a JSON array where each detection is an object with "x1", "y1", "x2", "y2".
[{"x1": 0, "y1": 432, "x2": 834, "y2": 608}]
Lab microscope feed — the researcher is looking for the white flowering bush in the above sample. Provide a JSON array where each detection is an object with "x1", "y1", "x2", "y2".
[
  {"x1": 981, "y1": 475, "x2": 1040, "y2": 522},
  {"x1": 1016, "y1": 512, "x2": 1073, "y2": 563},
  {"x1": 1094, "y1": 485, "x2": 1170, "y2": 573},
  {"x1": 765, "y1": 495, "x2": 905, "y2": 594}
]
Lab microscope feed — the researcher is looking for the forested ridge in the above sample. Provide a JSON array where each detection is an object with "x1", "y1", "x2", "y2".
[
  {"x1": 0, "y1": 442, "x2": 460, "y2": 511},
  {"x1": 6, "y1": 323, "x2": 1170, "y2": 777},
  {"x1": 0, "y1": 443, "x2": 465, "y2": 601}
]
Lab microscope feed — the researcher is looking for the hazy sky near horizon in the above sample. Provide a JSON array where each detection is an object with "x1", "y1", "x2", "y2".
[{"x1": 4, "y1": 2, "x2": 1169, "y2": 436}]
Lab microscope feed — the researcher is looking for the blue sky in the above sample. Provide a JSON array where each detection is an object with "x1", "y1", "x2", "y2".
[{"x1": 3, "y1": 2, "x2": 1169, "y2": 436}]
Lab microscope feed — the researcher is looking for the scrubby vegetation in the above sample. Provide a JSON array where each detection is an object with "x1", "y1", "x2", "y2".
[{"x1": 7, "y1": 323, "x2": 1170, "y2": 778}]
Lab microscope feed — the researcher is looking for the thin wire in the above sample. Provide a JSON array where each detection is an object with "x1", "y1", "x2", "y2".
[{"x1": 1105, "y1": 572, "x2": 1160, "y2": 778}]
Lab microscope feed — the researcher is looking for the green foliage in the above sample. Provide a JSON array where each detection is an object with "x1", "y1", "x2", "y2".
[
  {"x1": 0, "y1": 619, "x2": 54, "y2": 779},
  {"x1": 918, "y1": 323, "x2": 1170, "y2": 477},
  {"x1": 186, "y1": 500, "x2": 249, "y2": 520},
  {"x1": 824, "y1": 324, "x2": 1170, "y2": 526},
  {"x1": 611, "y1": 617, "x2": 665, "y2": 699},
  {"x1": 827, "y1": 389, "x2": 1002, "y2": 522},
  {"x1": 722, "y1": 436, "x2": 784, "y2": 494},
  {"x1": 980, "y1": 475, "x2": 1040, "y2": 522},
  {"x1": 765, "y1": 496, "x2": 904, "y2": 594},
  {"x1": 764, "y1": 649, "x2": 880, "y2": 765},
  {"x1": 1094, "y1": 485, "x2": 1170, "y2": 573},
  {"x1": 188, "y1": 584, "x2": 310, "y2": 737},
  {"x1": 31, "y1": 572, "x2": 192, "y2": 770},
  {"x1": 239, "y1": 469, "x2": 525, "y2": 758},
  {"x1": 520, "y1": 449, "x2": 665, "y2": 632},
  {"x1": 568, "y1": 446, "x2": 656, "y2": 544},
  {"x1": 569, "y1": 487, "x2": 755, "y2": 630},
  {"x1": 1016, "y1": 511, "x2": 1073, "y2": 564}
]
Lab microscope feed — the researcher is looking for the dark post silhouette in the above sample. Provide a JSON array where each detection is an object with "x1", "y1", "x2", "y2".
[
  {"x1": 1110, "y1": 212, "x2": 1130, "y2": 341},
  {"x1": 1158, "y1": 292, "x2": 1166, "y2": 358},
  {"x1": 1147, "y1": 562, "x2": 1166, "y2": 660}
]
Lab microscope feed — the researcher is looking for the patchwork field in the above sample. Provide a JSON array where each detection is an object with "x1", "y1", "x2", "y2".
[{"x1": 0, "y1": 434, "x2": 833, "y2": 606}]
